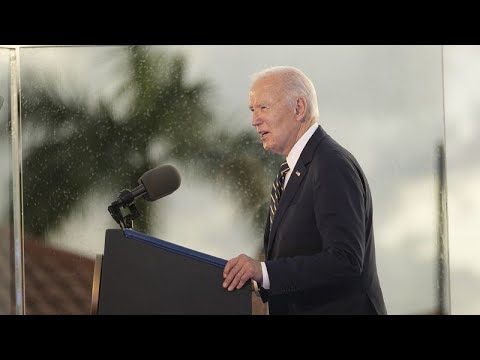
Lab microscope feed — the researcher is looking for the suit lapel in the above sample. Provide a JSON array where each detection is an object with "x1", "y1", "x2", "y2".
[
  {"x1": 267, "y1": 161, "x2": 307, "y2": 255},
  {"x1": 266, "y1": 126, "x2": 326, "y2": 258}
]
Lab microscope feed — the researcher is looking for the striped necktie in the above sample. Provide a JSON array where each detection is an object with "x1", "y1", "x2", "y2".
[{"x1": 269, "y1": 161, "x2": 290, "y2": 228}]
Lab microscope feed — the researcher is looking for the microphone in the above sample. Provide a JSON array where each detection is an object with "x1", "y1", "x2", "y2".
[
  {"x1": 108, "y1": 164, "x2": 181, "y2": 228},
  {"x1": 112, "y1": 164, "x2": 181, "y2": 207}
]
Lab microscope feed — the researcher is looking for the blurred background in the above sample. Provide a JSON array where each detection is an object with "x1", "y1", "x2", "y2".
[{"x1": 0, "y1": 45, "x2": 477, "y2": 315}]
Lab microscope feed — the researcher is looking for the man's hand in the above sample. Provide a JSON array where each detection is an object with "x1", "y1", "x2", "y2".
[{"x1": 223, "y1": 254, "x2": 262, "y2": 291}]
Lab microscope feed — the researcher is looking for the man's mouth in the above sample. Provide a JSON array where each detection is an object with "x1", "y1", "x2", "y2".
[{"x1": 259, "y1": 131, "x2": 269, "y2": 139}]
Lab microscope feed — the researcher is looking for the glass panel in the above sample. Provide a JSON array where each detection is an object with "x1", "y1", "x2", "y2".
[
  {"x1": 0, "y1": 48, "x2": 14, "y2": 314},
  {"x1": 444, "y1": 45, "x2": 480, "y2": 314},
  {"x1": 20, "y1": 45, "x2": 447, "y2": 314}
]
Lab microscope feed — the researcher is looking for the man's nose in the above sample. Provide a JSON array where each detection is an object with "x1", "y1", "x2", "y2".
[{"x1": 251, "y1": 111, "x2": 261, "y2": 126}]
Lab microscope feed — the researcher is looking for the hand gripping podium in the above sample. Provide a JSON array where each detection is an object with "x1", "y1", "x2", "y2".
[{"x1": 91, "y1": 229, "x2": 252, "y2": 314}]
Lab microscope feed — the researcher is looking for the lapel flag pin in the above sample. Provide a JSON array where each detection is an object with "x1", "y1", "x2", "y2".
[{"x1": 296, "y1": 170, "x2": 301, "y2": 176}]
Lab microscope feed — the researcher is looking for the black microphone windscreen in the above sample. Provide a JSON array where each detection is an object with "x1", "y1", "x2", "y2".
[{"x1": 139, "y1": 164, "x2": 181, "y2": 201}]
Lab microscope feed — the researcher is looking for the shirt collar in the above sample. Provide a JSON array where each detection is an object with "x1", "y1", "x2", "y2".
[{"x1": 286, "y1": 122, "x2": 319, "y2": 171}]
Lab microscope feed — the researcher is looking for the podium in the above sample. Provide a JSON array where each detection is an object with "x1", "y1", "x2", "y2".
[{"x1": 91, "y1": 229, "x2": 252, "y2": 314}]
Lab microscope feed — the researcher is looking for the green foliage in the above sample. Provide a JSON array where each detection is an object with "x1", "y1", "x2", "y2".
[{"x1": 21, "y1": 46, "x2": 278, "y2": 239}]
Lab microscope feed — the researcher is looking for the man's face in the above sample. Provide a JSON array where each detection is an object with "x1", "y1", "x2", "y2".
[{"x1": 249, "y1": 77, "x2": 299, "y2": 156}]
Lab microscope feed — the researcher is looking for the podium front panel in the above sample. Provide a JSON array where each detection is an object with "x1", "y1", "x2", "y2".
[{"x1": 97, "y1": 229, "x2": 251, "y2": 315}]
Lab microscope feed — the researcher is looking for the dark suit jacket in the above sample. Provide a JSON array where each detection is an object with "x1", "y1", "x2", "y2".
[{"x1": 261, "y1": 125, "x2": 387, "y2": 315}]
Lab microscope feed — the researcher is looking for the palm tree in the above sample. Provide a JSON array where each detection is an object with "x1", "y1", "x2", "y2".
[{"x1": 21, "y1": 46, "x2": 279, "y2": 240}]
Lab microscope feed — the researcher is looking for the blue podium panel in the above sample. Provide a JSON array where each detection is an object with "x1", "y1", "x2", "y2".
[{"x1": 96, "y1": 229, "x2": 252, "y2": 314}]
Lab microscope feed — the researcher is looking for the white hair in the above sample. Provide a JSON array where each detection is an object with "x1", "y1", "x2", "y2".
[{"x1": 251, "y1": 66, "x2": 319, "y2": 124}]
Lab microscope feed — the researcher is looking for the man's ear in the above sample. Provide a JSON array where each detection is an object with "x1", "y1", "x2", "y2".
[{"x1": 295, "y1": 97, "x2": 307, "y2": 121}]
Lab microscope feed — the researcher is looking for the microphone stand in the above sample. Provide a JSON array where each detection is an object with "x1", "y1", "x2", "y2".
[{"x1": 108, "y1": 189, "x2": 141, "y2": 229}]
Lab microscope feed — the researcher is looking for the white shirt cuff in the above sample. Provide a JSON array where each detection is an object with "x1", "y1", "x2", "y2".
[{"x1": 261, "y1": 262, "x2": 270, "y2": 289}]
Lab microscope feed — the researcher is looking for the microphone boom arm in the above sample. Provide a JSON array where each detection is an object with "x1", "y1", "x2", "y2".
[{"x1": 108, "y1": 189, "x2": 141, "y2": 229}]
